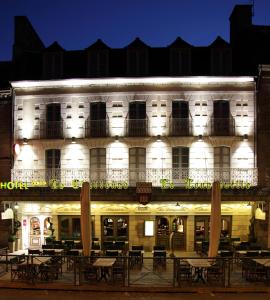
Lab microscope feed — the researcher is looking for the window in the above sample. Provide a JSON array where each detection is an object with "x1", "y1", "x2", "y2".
[
  {"x1": 43, "y1": 52, "x2": 63, "y2": 79},
  {"x1": 212, "y1": 100, "x2": 234, "y2": 136},
  {"x1": 129, "y1": 147, "x2": 146, "y2": 185},
  {"x1": 172, "y1": 147, "x2": 189, "y2": 181},
  {"x1": 171, "y1": 101, "x2": 190, "y2": 136},
  {"x1": 44, "y1": 103, "x2": 63, "y2": 138},
  {"x1": 170, "y1": 49, "x2": 191, "y2": 75},
  {"x1": 127, "y1": 49, "x2": 148, "y2": 76},
  {"x1": 211, "y1": 49, "x2": 232, "y2": 75},
  {"x1": 128, "y1": 101, "x2": 147, "y2": 136},
  {"x1": 86, "y1": 102, "x2": 107, "y2": 137},
  {"x1": 87, "y1": 50, "x2": 109, "y2": 77},
  {"x1": 45, "y1": 149, "x2": 61, "y2": 169},
  {"x1": 90, "y1": 148, "x2": 106, "y2": 181},
  {"x1": 214, "y1": 146, "x2": 230, "y2": 182}
]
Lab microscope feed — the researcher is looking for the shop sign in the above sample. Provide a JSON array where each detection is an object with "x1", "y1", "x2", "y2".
[
  {"x1": 136, "y1": 182, "x2": 152, "y2": 205},
  {"x1": 160, "y1": 178, "x2": 252, "y2": 190}
]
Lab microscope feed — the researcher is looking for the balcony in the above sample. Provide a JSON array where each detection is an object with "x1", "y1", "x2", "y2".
[
  {"x1": 40, "y1": 121, "x2": 64, "y2": 139},
  {"x1": 125, "y1": 117, "x2": 148, "y2": 137},
  {"x1": 169, "y1": 117, "x2": 192, "y2": 136},
  {"x1": 85, "y1": 116, "x2": 109, "y2": 138},
  {"x1": 11, "y1": 167, "x2": 258, "y2": 188},
  {"x1": 210, "y1": 116, "x2": 235, "y2": 136}
]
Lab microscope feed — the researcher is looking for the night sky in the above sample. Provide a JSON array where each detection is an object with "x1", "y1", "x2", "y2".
[{"x1": 1, "y1": 0, "x2": 270, "y2": 61}]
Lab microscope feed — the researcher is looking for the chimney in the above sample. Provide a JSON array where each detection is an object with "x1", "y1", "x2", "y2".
[{"x1": 230, "y1": 5, "x2": 252, "y2": 45}]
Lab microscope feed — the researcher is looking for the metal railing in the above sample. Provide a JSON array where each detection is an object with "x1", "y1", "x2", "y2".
[
  {"x1": 1, "y1": 251, "x2": 269, "y2": 289},
  {"x1": 85, "y1": 116, "x2": 109, "y2": 138},
  {"x1": 210, "y1": 116, "x2": 235, "y2": 136},
  {"x1": 40, "y1": 120, "x2": 64, "y2": 139},
  {"x1": 11, "y1": 168, "x2": 258, "y2": 187},
  {"x1": 125, "y1": 117, "x2": 149, "y2": 137},
  {"x1": 169, "y1": 117, "x2": 192, "y2": 136}
]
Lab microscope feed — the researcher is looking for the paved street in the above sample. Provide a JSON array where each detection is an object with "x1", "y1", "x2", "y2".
[{"x1": 0, "y1": 290, "x2": 270, "y2": 300}]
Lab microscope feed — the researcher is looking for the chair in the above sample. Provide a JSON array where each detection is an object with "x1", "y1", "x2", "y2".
[
  {"x1": 153, "y1": 245, "x2": 165, "y2": 251},
  {"x1": 43, "y1": 250, "x2": 55, "y2": 256},
  {"x1": 92, "y1": 243, "x2": 101, "y2": 250},
  {"x1": 39, "y1": 264, "x2": 59, "y2": 282},
  {"x1": 175, "y1": 259, "x2": 192, "y2": 286},
  {"x1": 42, "y1": 244, "x2": 52, "y2": 249},
  {"x1": 105, "y1": 250, "x2": 119, "y2": 257},
  {"x1": 10, "y1": 256, "x2": 27, "y2": 281},
  {"x1": 112, "y1": 257, "x2": 125, "y2": 285},
  {"x1": 83, "y1": 263, "x2": 98, "y2": 282},
  {"x1": 260, "y1": 251, "x2": 270, "y2": 257},
  {"x1": 115, "y1": 241, "x2": 125, "y2": 251},
  {"x1": 53, "y1": 240, "x2": 62, "y2": 245},
  {"x1": 132, "y1": 245, "x2": 144, "y2": 251},
  {"x1": 66, "y1": 250, "x2": 79, "y2": 271},
  {"x1": 207, "y1": 260, "x2": 225, "y2": 285},
  {"x1": 220, "y1": 251, "x2": 233, "y2": 257},
  {"x1": 74, "y1": 243, "x2": 83, "y2": 249},
  {"x1": 153, "y1": 251, "x2": 166, "y2": 271},
  {"x1": 28, "y1": 249, "x2": 41, "y2": 255},
  {"x1": 103, "y1": 241, "x2": 114, "y2": 250},
  {"x1": 246, "y1": 251, "x2": 259, "y2": 257},
  {"x1": 249, "y1": 245, "x2": 261, "y2": 250},
  {"x1": 129, "y1": 250, "x2": 143, "y2": 269}
]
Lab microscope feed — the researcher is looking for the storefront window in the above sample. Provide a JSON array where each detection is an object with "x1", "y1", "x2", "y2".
[
  {"x1": 117, "y1": 217, "x2": 128, "y2": 236},
  {"x1": 30, "y1": 217, "x2": 40, "y2": 235},
  {"x1": 157, "y1": 217, "x2": 169, "y2": 235},
  {"x1": 172, "y1": 217, "x2": 184, "y2": 233},
  {"x1": 103, "y1": 218, "x2": 114, "y2": 236},
  {"x1": 43, "y1": 217, "x2": 52, "y2": 236}
]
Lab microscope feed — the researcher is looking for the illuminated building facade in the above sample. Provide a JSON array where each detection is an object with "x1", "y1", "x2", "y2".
[{"x1": 4, "y1": 76, "x2": 262, "y2": 251}]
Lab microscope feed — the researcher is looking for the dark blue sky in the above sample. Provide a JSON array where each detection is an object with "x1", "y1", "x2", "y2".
[{"x1": 1, "y1": 0, "x2": 270, "y2": 61}]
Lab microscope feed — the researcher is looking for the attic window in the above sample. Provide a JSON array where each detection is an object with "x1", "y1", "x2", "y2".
[
  {"x1": 79, "y1": 115, "x2": 84, "y2": 119},
  {"x1": 66, "y1": 104, "x2": 72, "y2": 109},
  {"x1": 67, "y1": 115, "x2": 72, "y2": 119},
  {"x1": 18, "y1": 106, "x2": 23, "y2": 111},
  {"x1": 34, "y1": 106, "x2": 39, "y2": 110},
  {"x1": 79, "y1": 104, "x2": 84, "y2": 108},
  {"x1": 152, "y1": 102, "x2": 157, "y2": 107}
]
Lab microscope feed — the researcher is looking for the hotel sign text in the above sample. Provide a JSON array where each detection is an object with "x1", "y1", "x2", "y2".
[{"x1": 0, "y1": 178, "x2": 252, "y2": 190}]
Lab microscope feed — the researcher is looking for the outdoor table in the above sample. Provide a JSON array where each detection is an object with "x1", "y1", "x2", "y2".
[
  {"x1": 93, "y1": 258, "x2": 116, "y2": 281},
  {"x1": 186, "y1": 258, "x2": 212, "y2": 283}
]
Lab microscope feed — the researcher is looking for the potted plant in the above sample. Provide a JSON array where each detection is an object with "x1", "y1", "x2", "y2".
[{"x1": 8, "y1": 220, "x2": 21, "y2": 252}]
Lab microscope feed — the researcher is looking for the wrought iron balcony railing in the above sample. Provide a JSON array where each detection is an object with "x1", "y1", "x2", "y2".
[
  {"x1": 210, "y1": 116, "x2": 235, "y2": 136},
  {"x1": 40, "y1": 120, "x2": 64, "y2": 139},
  {"x1": 125, "y1": 117, "x2": 149, "y2": 137},
  {"x1": 85, "y1": 116, "x2": 109, "y2": 138},
  {"x1": 169, "y1": 117, "x2": 192, "y2": 136},
  {"x1": 11, "y1": 168, "x2": 258, "y2": 188}
]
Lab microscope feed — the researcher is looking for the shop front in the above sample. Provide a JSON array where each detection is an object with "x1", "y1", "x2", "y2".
[{"x1": 12, "y1": 200, "x2": 253, "y2": 252}]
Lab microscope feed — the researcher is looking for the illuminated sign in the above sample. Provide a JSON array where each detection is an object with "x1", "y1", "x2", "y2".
[
  {"x1": 160, "y1": 178, "x2": 251, "y2": 190},
  {"x1": 0, "y1": 178, "x2": 252, "y2": 190}
]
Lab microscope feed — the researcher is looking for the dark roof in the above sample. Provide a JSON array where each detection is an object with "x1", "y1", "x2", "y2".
[
  {"x1": 46, "y1": 41, "x2": 65, "y2": 52},
  {"x1": 168, "y1": 37, "x2": 192, "y2": 48},
  {"x1": 209, "y1": 36, "x2": 230, "y2": 48},
  {"x1": 126, "y1": 37, "x2": 150, "y2": 49},
  {"x1": 86, "y1": 39, "x2": 110, "y2": 50}
]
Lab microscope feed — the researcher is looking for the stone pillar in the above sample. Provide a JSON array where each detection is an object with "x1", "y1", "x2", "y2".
[{"x1": 186, "y1": 216, "x2": 195, "y2": 252}]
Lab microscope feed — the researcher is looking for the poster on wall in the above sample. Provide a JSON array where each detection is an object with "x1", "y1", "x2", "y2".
[{"x1": 144, "y1": 220, "x2": 154, "y2": 236}]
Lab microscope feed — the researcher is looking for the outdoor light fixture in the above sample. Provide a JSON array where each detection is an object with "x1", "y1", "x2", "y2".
[
  {"x1": 14, "y1": 203, "x2": 19, "y2": 210},
  {"x1": 198, "y1": 134, "x2": 203, "y2": 142},
  {"x1": 23, "y1": 138, "x2": 28, "y2": 145},
  {"x1": 14, "y1": 144, "x2": 21, "y2": 155},
  {"x1": 243, "y1": 134, "x2": 248, "y2": 141},
  {"x1": 176, "y1": 202, "x2": 181, "y2": 207},
  {"x1": 71, "y1": 137, "x2": 76, "y2": 144},
  {"x1": 157, "y1": 135, "x2": 161, "y2": 142},
  {"x1": 115, "y1": 135, "x2": 119, "y2": 142},
  {"x1": 247, "y1": 202, "x2": 252, "y2": 207}
]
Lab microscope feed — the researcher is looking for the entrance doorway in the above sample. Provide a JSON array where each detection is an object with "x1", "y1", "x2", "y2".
[
  {"x1": 156, "y1": 216, "x2": 187, "y2": 251},
  {"x1": 102, "y1": 216, "x2": 129, "y2": 243}
]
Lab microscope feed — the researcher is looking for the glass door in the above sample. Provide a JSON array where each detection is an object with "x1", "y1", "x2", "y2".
[{"x1": 102, "y1": 215, "x2": 129, "y2": 243}]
